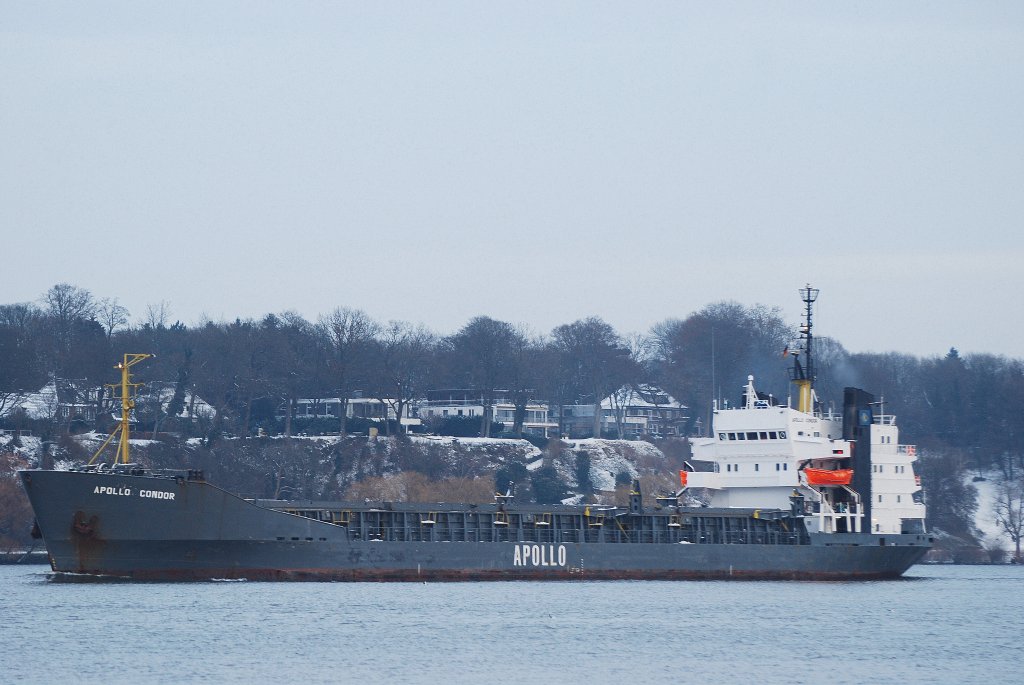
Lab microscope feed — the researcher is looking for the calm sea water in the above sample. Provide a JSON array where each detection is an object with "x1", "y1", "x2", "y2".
[{"x1": 1, "y1": 564, "x2": 1021, "y2": 684}]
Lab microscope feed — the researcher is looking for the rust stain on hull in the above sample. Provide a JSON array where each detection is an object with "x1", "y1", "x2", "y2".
[{"x1": 70, "y1": 511, "x2": 106, "y2": 573}]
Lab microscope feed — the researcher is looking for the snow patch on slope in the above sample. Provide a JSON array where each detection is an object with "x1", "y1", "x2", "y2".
[
  {"x1": 971, "y1": 472, "x2": 1009, "y2": 547},
  {"x1": 552, "y1": 439, "x2": 667, "y2": 491}
]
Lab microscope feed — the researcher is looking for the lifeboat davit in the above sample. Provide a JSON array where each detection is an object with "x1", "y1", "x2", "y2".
[{"x1": 804, "y1": 468, "x2": 853, "y2": 486}]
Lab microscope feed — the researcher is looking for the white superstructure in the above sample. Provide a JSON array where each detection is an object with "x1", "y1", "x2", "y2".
[
  {"x1": 683, "y1": 287, "x2": 926, "y2": 538},
  {"x1": 688, "y1": 376, "x2": 865, "y2": 534},
  {"x1": 869, "y1": 400, "x2": 927, "y2": 534}
]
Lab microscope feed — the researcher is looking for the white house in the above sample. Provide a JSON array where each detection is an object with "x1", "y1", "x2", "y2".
[
  {"x1": 285, "y1": 396, "x2": 421, "y2": 430},
  {"x1": 561, "y1": 385, "x2": 688, "y2": 439},
  {"x1": 417, "y1": 389, "x2": 558, "y2": 437}
]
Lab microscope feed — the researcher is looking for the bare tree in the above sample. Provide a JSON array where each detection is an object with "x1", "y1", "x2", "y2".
[
  {"x1": 604, "y1": 333, "x2": 652, "y2": 439},
  {"x1": 650, "y1": 301, "x2": 791, "y2": 425},
  {"x1": 0, "y1": 392, "x2": 25, "y2": 422},
  {"x1": 265, "y1": 312, "x2": 319, "y2": 439},
  {"x1": 0, "y1": 302, "x2": 43, "y2": 331},
  {"x1": 145, "y1": 300, "x2": 172, "y2": 330},
  {"x1": 624, "y1": 332, "x2": 652, "y2": 368},
  {"x1": 447, "y1": 316, "x2": 518, "y2": 437},
  {"x1": 993, "y1": 476, "x2": 1024, "y2": 562},
  {"x1": 607, "y1": 384, "x2": 637, "y2": 439},
  {"x1": 505, "y1": 326, "x2": 544, "y2": 437},
  {"x1": 551, "y1": 317, "x2": 639, "y2": 438},
  {"x1": 97, "y1": 298, "x2": 130, "y2": 340},
  {"x1": 367, "y1": 322, "x2": 436, "y2": 436},
  {"x1": 42, "y1": 283, "x2": 97, "y2": 372},
  {"x1": 191, "y1": 319, "x2": 256, "y2": 444},
  {"x1": 44, "y1": 283, "x2": 96, "y2": 324},
  {"x1": 317, "y1": 307, "x2": 379, "y2": 435}
]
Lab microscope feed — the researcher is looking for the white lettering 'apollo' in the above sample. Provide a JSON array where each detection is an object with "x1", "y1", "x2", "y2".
[
  {"x1": 93, "y1": 485, "x2": 131, "y2": 497},
  {"x1": 513, "y1": 544, "x2": 567, "y2": 567},
  {"x1": 93, "y1": 486, "x2": 175, "y2": 501}
]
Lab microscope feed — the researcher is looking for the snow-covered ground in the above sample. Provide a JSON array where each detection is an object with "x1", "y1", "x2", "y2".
[
  {"x1": 411, "y1": 434, "x2": 542, "y2": 459},
  {"x1": 579, "y1": 439, "x2": 661, "y2": 491},
  {"x1": 971, "y1": 471, "x2": 1010, "y2": 548},
  {"x1": 1, "y1": 434, "x2": 42, "y2": 464},
  {"x1": 7, "y1": 381, "x2": 216, "y2": 421}
]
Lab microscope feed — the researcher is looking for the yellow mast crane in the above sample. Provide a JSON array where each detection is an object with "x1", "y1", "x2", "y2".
[{"x1": 88, "y1": 353, "x2": 154, "y2": 465}]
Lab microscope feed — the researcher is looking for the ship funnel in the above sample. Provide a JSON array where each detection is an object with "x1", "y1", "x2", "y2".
[{"x1": 843, "y1": 388, "x2": 875, "y2": 524}]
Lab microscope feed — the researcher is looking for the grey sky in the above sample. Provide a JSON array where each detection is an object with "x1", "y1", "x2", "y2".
[{"x1": 2, "y1": 2, "x2": 1021, "y2": 357}]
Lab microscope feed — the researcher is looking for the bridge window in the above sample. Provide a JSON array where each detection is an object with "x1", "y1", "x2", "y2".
[
  {"x1": 769, "y1": 431, "x2": 778, "y2": 439},
  {"x1": 746, "y1": 432, "x2": 758, "y2": 440}
]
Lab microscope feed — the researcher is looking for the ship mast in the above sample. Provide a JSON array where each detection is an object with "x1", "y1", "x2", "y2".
[
  {"x1": 88, "y1": 353, "x2": 154, "y2": 465},
  {"x1": 790, "y1": 285, "x2": 819, "y2": 414}
]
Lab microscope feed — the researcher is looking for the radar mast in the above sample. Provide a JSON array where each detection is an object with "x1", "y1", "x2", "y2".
[
  {"x1": 88, "y1": 353, "x2": 154, "y2": 465},
  {"x1": 789, "y1": 285, "x2": 819, "y2": 414}
]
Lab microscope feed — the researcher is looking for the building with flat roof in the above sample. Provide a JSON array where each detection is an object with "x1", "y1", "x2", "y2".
[{"x1": 418, "y1": 389, "x2": 558, "y2": 437}]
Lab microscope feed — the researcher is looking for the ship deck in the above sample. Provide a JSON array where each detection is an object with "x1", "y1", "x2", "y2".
[{"x1": 249, "y1": 497, "x2": 810, "y2": 546}]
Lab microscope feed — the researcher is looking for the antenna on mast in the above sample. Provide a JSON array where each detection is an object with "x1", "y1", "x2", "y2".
[
  {"x1": 789, "y1": 285, "x2": 819, "y2": 413},
  {"x1": 709, "y1": 325, "x2": 716, "y2": 429}
]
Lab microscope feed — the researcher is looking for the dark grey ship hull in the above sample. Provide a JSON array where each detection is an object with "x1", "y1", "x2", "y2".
[{"x1": 19, "y1": 469, "x2": 931, "y2": 581}]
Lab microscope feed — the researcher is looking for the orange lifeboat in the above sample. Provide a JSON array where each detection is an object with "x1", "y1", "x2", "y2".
[
  {"x1": 804, "y1": 468, "x2": 853, "y2": 486},
  {"x1": 679, "y1": 470, "x2": 688, "y2": 487}
]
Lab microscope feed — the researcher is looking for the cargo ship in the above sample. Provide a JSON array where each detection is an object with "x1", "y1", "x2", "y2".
[{"x1": 19, "y1": 288, "x2": 931, "y2": 580}]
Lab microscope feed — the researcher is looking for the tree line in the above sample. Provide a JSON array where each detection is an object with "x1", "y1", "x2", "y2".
[{"x1": 1, "y1": 284, "x2": 1022, "y2": 456}]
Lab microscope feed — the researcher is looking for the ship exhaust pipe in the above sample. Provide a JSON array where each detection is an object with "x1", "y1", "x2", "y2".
[{"x1": 843, "y1": 387, "x2": 874, "y2": 527}]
